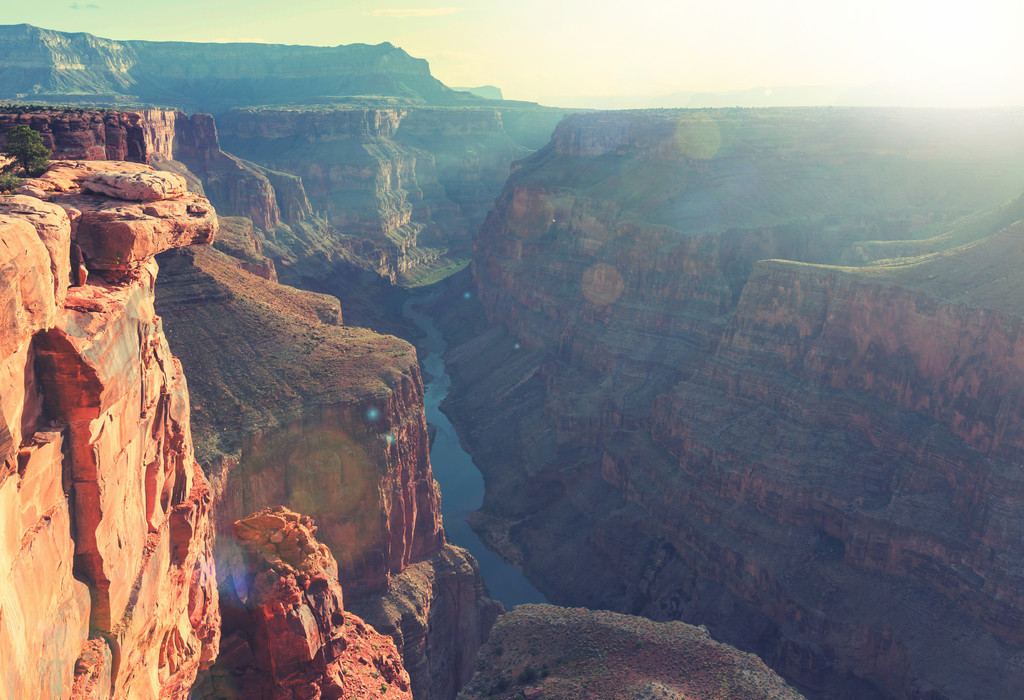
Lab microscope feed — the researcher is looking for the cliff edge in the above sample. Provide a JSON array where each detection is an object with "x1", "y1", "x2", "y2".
[{"x1": 0, "y1": 161, "x2": 220, "y2": 698}]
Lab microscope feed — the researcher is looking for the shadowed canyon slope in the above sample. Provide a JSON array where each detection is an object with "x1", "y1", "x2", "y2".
[
  {"x1": 439, "y1": 108, "x2": 1024, "y2": 699},
  {"x1": 0, "y1": 162, "x2": 220, "y2": 698}
]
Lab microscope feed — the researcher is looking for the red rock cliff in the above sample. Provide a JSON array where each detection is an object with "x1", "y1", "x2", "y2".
[
  {"x1": 0, "y1": 161, "x2": 220, "y2": 698},
  {"x1": 195, "y1": 506, "x2": 413, "y2": 700},
  {"x1": 0, "y1": 108, "x2": 314, "y2": 231}
]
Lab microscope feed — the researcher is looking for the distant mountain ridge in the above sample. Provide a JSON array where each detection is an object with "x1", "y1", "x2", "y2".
[{"x1": 0, "y1": 23, "x2": 489, "y2": 112}]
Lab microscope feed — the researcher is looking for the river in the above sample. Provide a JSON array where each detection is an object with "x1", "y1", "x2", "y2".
[{"x1": 403, "y1": 295, "x2": 547, "y2": 607}]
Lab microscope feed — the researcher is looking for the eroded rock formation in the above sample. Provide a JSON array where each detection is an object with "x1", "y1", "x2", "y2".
[
  {"x1": 155, "y1": 227, "x2": 496, "y2": 697},
  {"x1": 0, "y1": 160, "x2": 219, "y2": 698},
  {"x1": 350, "y1": 544, "x2": 504, "y2": 700},
  {"x1": 154, "y1": 243, "x2": 443, "y2": 595},
  {"x1": 196, "y1": 506, "x2": 413, "y2": 700},
  {"x1": 217, "y1": 105, "x2": 560, "y2": 283},
  {"x1": 440, "y1": 109, "x2": 1024, "y2": 699}
]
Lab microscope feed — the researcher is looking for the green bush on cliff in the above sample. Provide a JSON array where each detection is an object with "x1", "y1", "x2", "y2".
[
  {"x1": 0, "y1": 172, "x2": 21, "y2": 193},
  {"x1": 2, "y1": 125, "x2": 50, "y2": 177}
]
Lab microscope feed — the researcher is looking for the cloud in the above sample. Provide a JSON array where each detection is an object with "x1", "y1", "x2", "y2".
[
  {"x1": 69, "y1": 2, "x2": 100, "y2": 8},
  {"x1": 367, "y1": 7, "x2": 464, "y2": 18}
]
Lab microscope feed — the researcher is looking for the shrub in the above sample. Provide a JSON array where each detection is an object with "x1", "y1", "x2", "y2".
[
  {"x1": 0, "y1": 171, "x2": 21, "y2": 193},
  {"x1": 2, "y1": 125, "x2": 50, "y2": 177},
  {"x1": 517, "y1": 665, "x2": 539, "y2": 684}
]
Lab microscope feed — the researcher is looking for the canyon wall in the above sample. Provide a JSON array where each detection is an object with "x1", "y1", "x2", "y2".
[
  {"x1": 0, "y1": 161, "x2": 220, "y2": 698},
  {"x1": 350, "y1": 545, "x2": 504, "y2": 700},
  {"x1": 154, "y1": 237, "x2": 497, "y2": 698},
  {"x1": 1, "y1": 103, "x2": 562, "y2": 288},
  {"x1": 0, "y1": 24, "x2": 475, "y2": 112},
  {"x1": 0, "y1": 108, "x2": 304, "y2": 232},
  {"x1": 441, "y1": 109, "x2": 1024, "y2": 699},
  {"x1": 216, "y1": 106, "x2": 561, "y2": 284}
]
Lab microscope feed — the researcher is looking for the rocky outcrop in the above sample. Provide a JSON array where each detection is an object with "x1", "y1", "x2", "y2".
[
  {"x1": 0, "y1": 108, "x2": 307, "y2": 232},
  {"x1": 0, "y1": 160, "x2": 219, "y2": 698},
  {"x1": 350, "y1": 544, "x2": 504, "y2": 700},
  {"x1": 195, "y1": 507, "x2": 413, "y2": 700},
  {"x1": 458, "y1": 605, "x2": 804, "y2": 700},
  {"x1": 82, "y1": 169, "x2": 189, "y2": 201},
  {"x1": 441, "y1": 109, "x2": 1024, "y2": 699},
  {"x1": 20, "y1": 160, "x2": 217, "y2": 272}
]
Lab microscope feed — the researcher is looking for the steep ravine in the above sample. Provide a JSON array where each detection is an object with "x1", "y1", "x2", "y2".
[
  {"x1": 154, "y1": 242, "x2": 500, "y2": 700},
  {"x1": 403, "y1": 294, "x2": 546, "y2": 607}
]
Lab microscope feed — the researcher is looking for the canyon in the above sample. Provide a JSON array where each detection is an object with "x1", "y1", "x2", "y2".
[
  {"x1": 439, "y1": 108, "x2": 1024, "y2": 699},
  {"x1": 0, "y1": 152, "x2": 503, "y2": 699},
  {"x1": 8, "y1": 25, "x2": 1024, "y2": 700},
  {"x1": 0, "y1": 24, "x2": 563, "y2": 284},
  {"x1": 0, "y1": 106, "x2": 807, "y2": 699}
]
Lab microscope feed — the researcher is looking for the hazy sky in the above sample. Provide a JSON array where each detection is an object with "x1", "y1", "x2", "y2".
[{"x1": 12, "y1": 0, "x2": 1024, "y2": 106}]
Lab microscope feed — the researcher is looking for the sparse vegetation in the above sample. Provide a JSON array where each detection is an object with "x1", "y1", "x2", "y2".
[{"x1": 0, "y1": 171, "x2": 21, "y2": 193}]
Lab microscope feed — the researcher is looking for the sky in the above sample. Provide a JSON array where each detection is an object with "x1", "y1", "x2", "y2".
[{"x1": 10, "y1": 0, "x2": 1024, "y2": 107}]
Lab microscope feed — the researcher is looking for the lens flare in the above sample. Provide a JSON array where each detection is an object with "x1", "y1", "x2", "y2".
[{"x1": 674, "y1": 114, "x2": 722, "y2": 160}]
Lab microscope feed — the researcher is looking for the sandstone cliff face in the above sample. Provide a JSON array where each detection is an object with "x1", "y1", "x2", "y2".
[
  {"x1": 195, "y1": 507, "x2": 413, "y2": 700},
  {"x1": 458, "y1": 604, "x2": 803, "y2": 700},
  {"x1": 0, "y1": 107, "x2": 320, "y2": 234},
  {"x1": 154, "y1": 244, "x2": 444, "y2": 596},
  {"x1": 441, "y1": 109, "x2": 1024, "y2": 699},
  {"x1": 0, "y1": 161, "x2": 219, "y2": 698},
  {"x1": 0, "y1": 109, "x2": 154, "y2": 161},
  {"x1": 218, "y1": 108, "x2": 466, "y2": 282}
]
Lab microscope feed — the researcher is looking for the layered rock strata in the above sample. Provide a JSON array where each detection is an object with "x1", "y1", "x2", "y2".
[
  {"x1": 350, "y1": 544, "x2": 504, "y2": 700},
  {"x1": 154, "y1": 244, "x2": 443, "y2": 596},
  {"x1": 195, "y1": 507, "x2": 413, "y2": 700},
  {"x1": 458, "y1": 604, "x2": 803, "y2": 700},
  {"x1": 441, "y1": 109, "x2": 1024, "y2": 698},
  {"x1": 0, "y1": 24, "x2": 478, "y2": 112},
  {"x1": 217, "y1": 106, "x2": 559, "y2": 283},
  {"x1": 0, "y1": 160, "x2": 219, "y2": 698},
  {"x1": 0, "y1": 108, "x2": 311, "y2": 233},
  {"x1": 154, "y1": 239, "x2": 498, "y2": 697}
]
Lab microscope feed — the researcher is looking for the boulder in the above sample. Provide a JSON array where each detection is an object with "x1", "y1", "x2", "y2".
[{"x1": 83, "y1": 170, "x2": 188, "y2": 202}]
